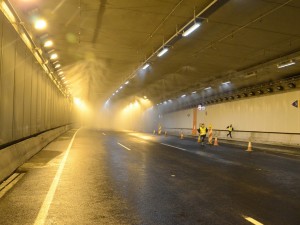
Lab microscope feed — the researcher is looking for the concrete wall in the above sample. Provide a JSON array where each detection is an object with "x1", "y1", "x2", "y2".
[
  {"x1": 0, "y1": 125, "x2": 72, "y2": 183},
  {"x1": 0, "y1": 9, "x2": 73, "y2": 182},
  {"x1": 0, "y1": 12, "x2": 73, "y2": 147},
  {"x1": 161, "y1": 90, "x2": 300, "y2": 146}
]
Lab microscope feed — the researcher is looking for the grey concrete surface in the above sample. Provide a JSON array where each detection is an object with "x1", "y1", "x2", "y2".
[{"x1": 0, "y1": 128, "x2": 299, "y2": 225}]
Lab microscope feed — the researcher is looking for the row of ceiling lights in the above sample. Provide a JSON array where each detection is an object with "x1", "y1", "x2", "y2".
[
  {"x1": 1, "y1": 1, "x2": 69, "y2": 95},
  {"x1": 156, "y1": 81, "x2": 231, "y2": 106},
  {"x1": 155, "y1": 57, "x2": 298, "y2": 107},
  {"x1": 157, "y1": 80, "x2": 298, "y2": 110},
  {"x1": 32, "y1": 18, "x2": 69, "y2": 92},
  {"x1": 107, "y1": 20, "x2": 203, "y2": 104},
  {"x1": 106, "y1": 1, "x2": 219, "y2": 104}
]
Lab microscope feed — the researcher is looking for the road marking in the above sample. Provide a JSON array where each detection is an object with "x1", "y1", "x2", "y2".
[
  {"x1": 34, "y1": 129, "x2": 80, "y2": 225},
  {"x1": 243, "y1": 216, "x2": 264, "y2": 225},
  {"x1": 0, "y1": 173, "x2": 25, "y2": 199},
  {"x1": 161, "y1": 143, "x2": 187, "y2": 151},
  {"x1": 118, "y1": 142, "x2": 131, "y2": 151}
]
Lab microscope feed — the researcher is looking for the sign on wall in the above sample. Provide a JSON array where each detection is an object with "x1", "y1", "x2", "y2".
[{"x1": 292, "y1": 100, "x2": 299, "y2": 108}]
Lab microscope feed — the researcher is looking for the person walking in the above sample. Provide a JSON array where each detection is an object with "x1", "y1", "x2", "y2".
[
  {"x1": 227, "y1": 124, "x2": 234, "y2": 138},
  {"x1": 198, "y1": 123, "x2": 208, "y2": 145}
]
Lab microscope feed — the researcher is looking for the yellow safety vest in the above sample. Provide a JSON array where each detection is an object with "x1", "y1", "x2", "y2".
[
  {"x1": 200, "y1": 127, "x2": 207, "y2": 135},
  {"x1": 228, "y1": 126, "x2": 233, "y2": 132}
]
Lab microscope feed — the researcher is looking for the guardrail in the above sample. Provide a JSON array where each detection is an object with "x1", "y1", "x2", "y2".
[{"x1": 159, "y1": 128, "x2": 300, "y2": 147}]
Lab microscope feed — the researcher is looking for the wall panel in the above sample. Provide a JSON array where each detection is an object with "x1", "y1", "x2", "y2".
[
  {"x1": 23, "y1": 52, "x2": 32, "y2": 137},
  {"x1": 0, "y1": 19, "x2": 16, "y2": 144},
  {"x1": 0, "y1": 12, "x2": 73, "y2": 147},
  {"x1": 13, "y1": 39, "x2": 25, "y2": 140}
]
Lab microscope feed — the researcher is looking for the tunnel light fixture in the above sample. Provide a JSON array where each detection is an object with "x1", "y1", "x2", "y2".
[
  {"x1": 125, "y1": 81, "x2": 129, "y2": 85},
  {"x1": 182, "y1": 22, "x2": 201, "y2": 37},
  {"x1": 157, "y1": 48, "x2": 168, "y2": 57},
  {"x1": 119, "y1": 86, "x2": 123, "y2": 89},
  {"x1": 116, "y1": 90, "x2": 119, "y2": 93},
  {"x1": 204, "y1": 87, "x2": 211, "y2": 90},
  {"x1": 34, "y1": 19, "x2": 47, "y2": 30},
  {"x1": 288, "y1": 82, "x2": 296, "y2": 88},
  {"x1": 222, "y1": 81, "x2": 231, "y2": 85},
  {"x1": 277, "y1": 60, "x2": 295, "y2": 68},
  {"x1": 192, "y1": 91, "x2": 197, "y2": 94},
  {"x1": 181, "y1": 94, "x2": 186, "y2": 98},
  {"x1": 112, "y1": 93, "x2": 115, "y2": 96},
  {"x1": 1, "y1": 2, "x2": 16, "y2": 23},
  {"x1": 142, "y1": 63, "x2": 150, "y2": 70},
  {"x1": 50, "y1": 53, "x2": 58, "y2": 60},
  {"x1": 276, "y1": 85, "x2": 283, "y2": 90},
  {"x1": 55, "y1": 64, "x2": 61, "y2": 69},
  {"x1": 44, "y1": 40, "x2": 53, "y2": 48},
  {"x1": 58, "y1": 71, "x2": 63, "y2": 75}
]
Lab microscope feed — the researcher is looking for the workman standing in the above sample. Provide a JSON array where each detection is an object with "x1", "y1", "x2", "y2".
[
  {"x1": 199, "y1": 123, "x2": 208, "y2": 145},
  {"x1": 227, "y1": 124, "x2": 234, "y2": 138}
]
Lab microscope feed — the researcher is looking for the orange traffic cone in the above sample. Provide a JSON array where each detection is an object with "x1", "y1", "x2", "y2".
[
  {"x1": 180, "y1": 132, "x2": 184, "y2": 139},
  {"x1": 197, "y1": 135, "x2": 201, "y2": 143},
  {"x1": 213, "y1": 137, "x2": 219, "y2": 146},
  {"x1": 246, "y1": 141, "x2": 252, "y2": 152}
]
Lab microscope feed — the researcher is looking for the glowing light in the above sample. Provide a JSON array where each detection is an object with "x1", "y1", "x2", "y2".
[
  {"x1": 181, "y1": 94, "x2": 186, "y2": 98},
  {"x1": 1, "y1": 2, "x2": 16, "y2": 23},
  {"x1": 74, "y1": 98, "x2": 86, "y2": 110},
  {"x1": 222, "y1": 81, "x2": 231, "y2": 85},
  {"x1": 142, "y1": 63, "x2": 150, "y2": 70},
  {"x1": 50, "y1": 53, "x2": 58, "y2": 60},
  {"x1": 44, "y1": 40, "x2": 53, "y2": 48},
  {"x1": 34, "y1": 19, "x2": 47, "y2": 30},
  {"x1": 157, "y1": 48, "x2": 168, "y2": 57},
  {"x1": 125, "y1": 81, "x2": 129, "y2": 85},
  {"x1": 182, "y1": 22, "x2": 201, "y2": 37},
  {"x1": 55, "y1": 64, "x2": 61, "y2": 69},
  {"x1": 204, "y1": 87, "x2": 211, "y2": 90},
  {"x1": 277, "y1": 60, "x2": 296, "y2": 68}
]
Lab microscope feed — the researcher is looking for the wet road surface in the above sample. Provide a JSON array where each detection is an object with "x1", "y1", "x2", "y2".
[{"x1": 0, "y1": 128, "x2": 299, "y2": 225}]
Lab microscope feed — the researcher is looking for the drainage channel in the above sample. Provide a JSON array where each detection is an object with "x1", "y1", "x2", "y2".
[{"x1": 0, "y1": 173, "x2": 25, "y2": 199}]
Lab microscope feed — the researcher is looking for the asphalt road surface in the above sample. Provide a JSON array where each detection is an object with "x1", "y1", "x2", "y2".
[{"x1": 0, "y1": 128, "x2": 299, "y2": 225}]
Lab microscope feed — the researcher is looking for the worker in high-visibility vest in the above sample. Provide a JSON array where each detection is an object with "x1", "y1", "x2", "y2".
[
  {"x1": 198, "y1": 123, "x2": 208, "y2": 145},
  {"x1": 226, "y1": 124, "x2": 234, "y2": 138}
]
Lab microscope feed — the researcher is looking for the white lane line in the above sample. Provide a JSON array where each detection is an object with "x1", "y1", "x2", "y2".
[
  {"x1": 34, "y1": 129, "x2": 80, "y2": 225},
  {"x1": 161, "y1": 143, "x2": 187, "y2": 151},
  {"x1": 118, "y1": 142, "x2": 131, "y2": 151},
  {"x1": 243, "y1": 216, "x2": 264, "y2": 225}
]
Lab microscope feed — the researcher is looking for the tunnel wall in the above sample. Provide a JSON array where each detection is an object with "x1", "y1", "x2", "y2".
[
  {"x1": 0, "y1": 125, "x2": 72, "y2": 183},
  {"x1": 0, "y1": 12, "x2": 73, "y2": 147},
  {"x1": 161, "y1": 90, "x2": 300, "y2": 146},
  {"x1": 0, "y1": 11, "x2": 73, "y2": 182}
]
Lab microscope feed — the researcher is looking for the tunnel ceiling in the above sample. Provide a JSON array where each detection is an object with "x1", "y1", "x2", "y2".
[{"x1": 9, "y1": 0, "x2": 300, "y2": 107}]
